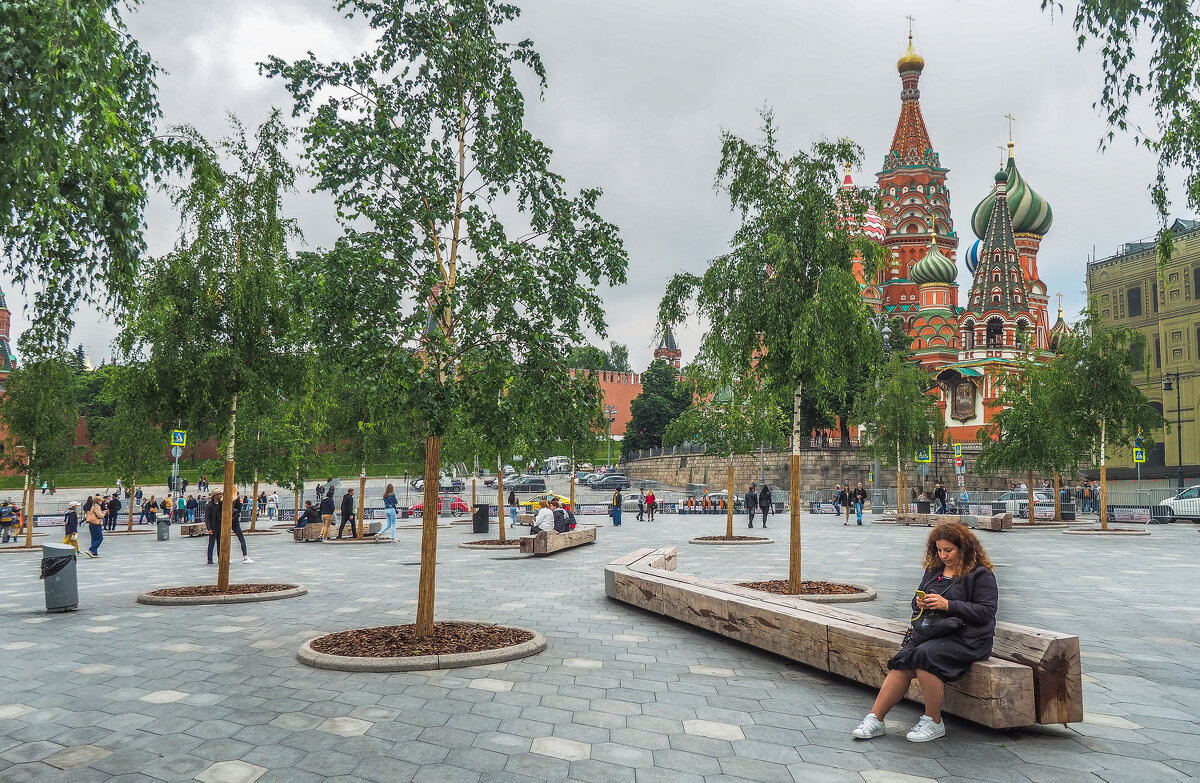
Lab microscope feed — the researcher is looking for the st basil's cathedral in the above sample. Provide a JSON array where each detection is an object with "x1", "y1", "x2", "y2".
[{"x1": 842, "y1": 34, "x2": 1072, "y2": 442}]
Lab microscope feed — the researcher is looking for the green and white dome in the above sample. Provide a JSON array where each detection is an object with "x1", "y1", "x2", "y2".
[
  {"x1": 971, "y1": 144, "x2": 1053, "y2": 238},
  {"x1": 911, "y1": 233, "x2": 957, "y2": 286}
]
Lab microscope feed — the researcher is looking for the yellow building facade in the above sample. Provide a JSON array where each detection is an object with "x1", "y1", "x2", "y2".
[{"x1": 1087, "y1": 219, "x2": 1199, "y2": 485}]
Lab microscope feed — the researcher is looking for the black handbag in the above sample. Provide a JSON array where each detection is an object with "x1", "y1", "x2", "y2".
[{"x1": 901, "y1": 578, "x2": 963, "y2": 647}]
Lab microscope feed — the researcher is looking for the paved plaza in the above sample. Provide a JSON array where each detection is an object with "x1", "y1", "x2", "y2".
[{"x1": 1, "y1": 508, "x2": 1198, "y2": 783}]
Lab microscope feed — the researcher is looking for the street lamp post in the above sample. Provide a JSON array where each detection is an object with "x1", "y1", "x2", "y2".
[
  {"x1": 1163, "y1": 371, "x2": 1185, "y2": 489},
  {"x1": 604, "y1": 405, "x2": 618, "y2": 468}
]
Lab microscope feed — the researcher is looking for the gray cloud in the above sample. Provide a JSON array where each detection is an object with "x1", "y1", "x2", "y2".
[{"x1": 20, "y1": 0, "x2": 1177, "y2": 369}]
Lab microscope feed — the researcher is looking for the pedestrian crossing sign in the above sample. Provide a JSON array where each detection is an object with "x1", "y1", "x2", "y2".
[
  {"x1": 1133, "y1": 448, "x2": 1145, "y2": 463},
  {"x1": 171, "y1": 430, "x2": 187, "y2": 447},
  {"x1": 953, "y1": 443, "x2": 962, "y2": 457},
  {"x1": 915, "y1": 446, "x2": 932, "y2": 463}
]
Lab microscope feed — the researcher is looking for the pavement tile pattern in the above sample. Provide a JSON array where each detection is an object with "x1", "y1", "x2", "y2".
[{"x1": 2, "y1": 497, "x2": 1198, "y2": 782}]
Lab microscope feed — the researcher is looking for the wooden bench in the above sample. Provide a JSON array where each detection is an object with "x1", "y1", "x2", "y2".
[
  {"x1": 896, "y1": 513, "x2": 1013, "y2": 531},
  {"x1": 605, "y1": 547, "x2": 1081, "y2": 729},
  {"x1": 180, "y1": 523, "x2": 208, "y2": 537},
  {"x1": 293, "y1": 525, "x2": 322, "y2": 542},
  {"x1": 516, "y1": 513, "x2": 535, "y2": 527},
  {"x1": 519, "y1": 527, "x2": 596, "y2": 555}
]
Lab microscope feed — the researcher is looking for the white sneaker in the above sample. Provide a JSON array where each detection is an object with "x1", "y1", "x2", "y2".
[
  {"x1": 851, "y1": 713, "x2": 886, "y2": 739},
  {"x1": 243, "y1": 557, "x2": 254, "y2": 564},
  {"x1": 905, "y1": 715, "x2": 946, "y2": 742}
]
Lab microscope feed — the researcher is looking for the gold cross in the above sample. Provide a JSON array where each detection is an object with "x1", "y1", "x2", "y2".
[
  {"x1": 1004, "y1": 113, "x2": 1016, "y2": 142},
  {"x1": 1056, "y1": 291, "x2": 1063, "y2": 309},
  {"x1": 905, "y1": 15, "x2": 915, "y2": 36},
  {"x1": 997, "y1": 145, "x2": 1006, "y2": 166}
]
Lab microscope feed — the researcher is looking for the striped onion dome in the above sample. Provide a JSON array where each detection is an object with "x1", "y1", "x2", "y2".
[
  {"x1": 971, "y1": 143, "x2": 1054, "y2": 238},
  {"x1": 911, "y1": 232, "x2": 957, "y2": 285},
  {"x1": 963, "y1": 238, "x2": 982, "y2": 274},
  {"x1": 839, "y1": 167, "x2": 887, "y2": 243}
]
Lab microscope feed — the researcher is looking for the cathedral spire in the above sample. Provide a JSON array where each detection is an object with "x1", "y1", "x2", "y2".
[
  {"x1": 883, "y1": 33, "x2": 936, "y2": 171},
  {"x1": 967, "y1": 170, "x2": 1029, "y2": 317}
]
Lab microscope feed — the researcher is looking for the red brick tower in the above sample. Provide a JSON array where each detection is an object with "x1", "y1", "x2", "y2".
[{"x1": 653, "y1": 325, "x2": 682, "y2": 369}]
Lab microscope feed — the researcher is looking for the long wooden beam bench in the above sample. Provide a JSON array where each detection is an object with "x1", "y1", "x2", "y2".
[
  {"x1": 180, "y1": 523, "x2": 208, "y2": 537},
  {"x1": 605, "y1": 547, "x2": 1081, "y2": 729},
  {"x1": 519, "y1": 527, "x2": 596, "y2": 555},
  {"x1": 896, "y1": 513, "x2": 1013, "y2": 531}
]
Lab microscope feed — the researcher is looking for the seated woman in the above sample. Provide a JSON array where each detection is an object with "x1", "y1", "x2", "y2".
[
  {"x1": 532, "y1": 500, "x2": 555, "y2": 533},
  {"x1": 852, "y1": 522, "x2": 998, "y2": 743}
]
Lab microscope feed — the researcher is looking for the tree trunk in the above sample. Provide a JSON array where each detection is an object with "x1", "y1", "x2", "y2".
[
  {"x1": 471, "y1": 477, "x2": 476, "y2": 508},
  {"x1": 497, "y1": 454, "x2": 506, "y2": 543},
  {"x1": 788, "y1": 382, "x2": 803, "y2": 594},
  {"x1": 249, "y1": 473, "x2": 260, "y2": 532},
  {"x1": 294, "y1": 468, "x2": 300, "y2": 521},
  {"x1": 1027, "y1": 468, "x2": 1035, "y2": 521},
  {"x1": 127, "y1": 474, "x2": 136, "y2": 532},
  {"x1": 217, "y1": 394, "x2": 237, "y2": 592},
  {"x1": 569, "y1": 448, "x2": 575, "y2": 510},
  {"x1": 23, "y1": 440, "x2": 36, "y2": 547},
  {"x1": 896, "y1": 439, "x2": 903, "y2": 514},
  {"x1": 356, "y1": 467, "x2": 366, "y2": 539},
  {"x1": 1099, "y1": 418, "x2": 1108, "y2": 531},
  {"x1": 1053, "y1": 469, "x2": 1062, "y2": 521},
  {"x1": 415, "y1": 434, "x2": 441, "y2": 637},
  {"x1": 726, "y1": 460, "x2": 734, "y2": 539}
]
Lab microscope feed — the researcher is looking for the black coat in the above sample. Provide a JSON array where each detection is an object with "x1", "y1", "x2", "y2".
[
  {"x1": 758, "y1": 487, "x2": 771, "y2": 509},
  {"x1": 64, "y1": 510, "x2": 79, "y2": 536},
  {"x1": 205, "y1": 500, "x2": 222, "y2": 530},
  {"x1": 341, "y1": 493, "x2": 354, "y2": 517},
  {"x1": 108, "y1": 497, "x2": 121, "y2": 514},
  {"x1": 320, "y1": 496, "x2": 334, "y2": 514}
]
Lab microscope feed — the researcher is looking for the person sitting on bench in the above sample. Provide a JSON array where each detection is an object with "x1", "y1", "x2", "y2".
[
  {"x1": 532, "y1": 500, "x2": 555, "y2": 533},
  {"x1": 290, "y1": 500, "x2": 320, "y2": 531},
  {"x1": 550, "y1": 498, "x2": 574, "y2": 533}
]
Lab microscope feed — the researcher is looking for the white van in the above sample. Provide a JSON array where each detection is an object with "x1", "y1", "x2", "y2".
[{"x1": 543, "y1": 456, "x2": 571, "y2": 474}]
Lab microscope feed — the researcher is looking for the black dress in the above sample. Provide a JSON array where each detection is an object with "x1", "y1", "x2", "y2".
[{"x1": 887, "y1": 565, "x2": 998, "y2": 681}]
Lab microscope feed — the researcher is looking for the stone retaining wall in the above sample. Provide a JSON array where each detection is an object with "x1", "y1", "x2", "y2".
[{"x1": 620, "y1": 448, "x2": 1019, "y2": 492}]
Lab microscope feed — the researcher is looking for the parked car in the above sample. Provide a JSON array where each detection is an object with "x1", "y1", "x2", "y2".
[
  {"x1": 408, "y1": 495, "x2": 469, "y2": 517},
  {"x1": 1161, "y1": 485, "x2": 1200, "y2": 522},
  {"x1": 705, "y1": 490, "x2": 743, "y2": 512},
  {"x1": 508, "y1": 477, "x2": 547, "y2": 493},
  {"x1": 516, "y1": 493, "x2": 574, "y2": 516},
  {"x1": 590, "y1": 474, "x2": 631, "y2": 491},
  {"x1": 993, "y1": 490, "x2": 1051, "y2": 517},
  {"x1": 411, "y1": 475, "x2": 454, "y2": 491}
]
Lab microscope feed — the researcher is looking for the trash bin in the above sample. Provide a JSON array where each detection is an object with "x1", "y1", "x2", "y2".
[
  {"x1": 40, "y1": 543, "x2": 78, "y2": 613},
  {"x1": 916, "y1": 500, "x2": 932, "y2": 514},
  {"x1": 157, "y1": 518, "x2": 170, "y2": 540},
  {"x1": 472, "y1": 504, "x2": 489, "y2": 534}
]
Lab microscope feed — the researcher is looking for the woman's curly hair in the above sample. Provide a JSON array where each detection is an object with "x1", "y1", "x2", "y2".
[{"x1": 924, "y1": 522, "x2": 994, "y2": 574}]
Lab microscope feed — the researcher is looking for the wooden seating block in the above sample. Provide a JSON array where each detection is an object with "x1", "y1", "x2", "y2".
[
  {"x1": 519, "y1": 527, "x2": 596, "y2": 555},
  {"x1": 516, "y1": 513, "x2": 535, "y2": 526},
  {"x1": 293, "y1": 525, "x2": 322, "y2": 542},
  {"x1": 604, "y1": 547, "x2": 1080, "y2": 729},
  {"x1": 180, "y1": 523, "x2": 207, "y2": 537}
]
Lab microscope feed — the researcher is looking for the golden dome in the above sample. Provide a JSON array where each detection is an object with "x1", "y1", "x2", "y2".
[{"x1": 897, "y1": 34, "x2": 924, "y2": 73}]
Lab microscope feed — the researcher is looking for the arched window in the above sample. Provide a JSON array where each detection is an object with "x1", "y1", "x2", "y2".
[
  {"x1": 962, "y1": 322, "x2": 975, "y2": 349},
  {"x1": 991, "y1": 288, "x2": 1002, "y2": 304},
  {"x1": 986, "y1": 318, "x2": 1004, "y2": 347},
  {"x1": 992, "y1": 269, "x2": 1001, "y2": 282}
]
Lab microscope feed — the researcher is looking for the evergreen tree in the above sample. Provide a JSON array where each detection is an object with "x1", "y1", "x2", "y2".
[{"x1": 623, "y1": 359, "x2": 691, "y2": 453}]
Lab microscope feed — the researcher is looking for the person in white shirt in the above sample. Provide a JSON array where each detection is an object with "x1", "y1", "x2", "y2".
[
  {"x1": 268, "y1": 491, "x2": 279, "y2": 520},
  {"x1": 533, "y1": 500, "x2": 555, "y2": 533}
]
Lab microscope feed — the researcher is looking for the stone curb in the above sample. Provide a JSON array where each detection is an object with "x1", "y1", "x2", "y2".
[
  {"x1": 242, "y1": 530, "x2": 282, "y2": 536},
  {"x1": 688, "y1": 537, "x2": 774, "y2": 545},
  {"x1": 396, "y1": 524, "x2": 450, "y2": 530},
  {"x1": 0, "y1": 545, "x2": 44, "y2": 554},
  {"x1": 321, "y1": 537, "x2": 394, "y2": 544},
  {"x1": 136, "y1": 584, "x2": 307, "y2": 606},
  {"x1": 733, "y1": 582, "x2": 877, "y2": 603},
  {"x1": 458, "y1": 541, "x2": 522, "y2": 550},
  {"x1": 1009, "y1": 523, "x2": 1072, "y2": 531},
  {"x1": 296, "y1": 624, "x2": 547, "y2": 672},
  {"x1": 104, "y1": 530, "x2": 156, "y2": 535},
  {"x1": 1062, "y1": 529, "x2": 1152, "y2": 536}
]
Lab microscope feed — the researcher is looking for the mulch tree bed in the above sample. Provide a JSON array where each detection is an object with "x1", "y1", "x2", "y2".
[
  {"x1": 145, "y1": 583, "x2": 298, "y2": 598},
  {"x1": 736, "y1": 579, "x2": 865, "y2": 596},
  {"x1": 462, "y1": 539, "x2": 521, "y2": 547},
  {"x1": 0, "y1": 544, "x2": 43, "y2": 553},
  {"x1": 693, "y1": 535, "x2": 771, "y2": 542},
  {"x1": 310, "y1": 622, "x2": 533, "y2": 658}
]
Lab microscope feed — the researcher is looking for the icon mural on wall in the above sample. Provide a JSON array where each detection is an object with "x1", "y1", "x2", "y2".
[{"x1": 951, "y1": 379, "x2": 976, "y2": 421}]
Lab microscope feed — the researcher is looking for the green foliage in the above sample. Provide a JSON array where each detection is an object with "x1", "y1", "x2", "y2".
[
  {"x1": 565, "y1": 342, "x2": 632, "y2": 372},
  {"x1": 657, "y1": 109, "x2": 884, "y2": 434},
  {"x1": 975, "y1": 356, "x2": 1067, "y2": 480},
  {"x1": 0, "y1": 339, "x2": 79, "y2": 476},
  {"x1": 0, "y1": 0, "x2": 163, "y2": 345},
  {"x1": 663, "y1": 366, "x2": 786, "y2": 460},
  {"x1": 1053, "y1": 305, "x2": 1165, "y2": 462},
  {"x1": 1048, "y1": 1, "x2": 1200, "y2": 221},
  {"x1": 89, "y1": 363, "x2": 167, "y2": 484},
  {"x1": 265, "y1": 0, "x2": 628, "y2": 441},
  {"x1": 116, "y1": 111, "x2": 306, "y2": 457},
  {"x1": 623, "y1": 359, "x2": 691, "y2": 452},
  {"x1": 854, "y1": 353, "x2": 944, "y2": 470}
]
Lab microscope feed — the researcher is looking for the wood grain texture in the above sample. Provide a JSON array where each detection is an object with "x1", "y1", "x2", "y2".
[{"x1": 518, "y1": 527, "x2": 596, "y2": 555}]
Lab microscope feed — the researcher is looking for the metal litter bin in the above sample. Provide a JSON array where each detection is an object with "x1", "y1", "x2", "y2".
[
  {"x1": 472, "y1": 504, "x2": 489, "y2": 534},
  {"x1": 157, "y1": 518, "x2": 170, "y2": 540},
  {"x1": 41, "y1": 543, "x2": 78, "y2": 612}
]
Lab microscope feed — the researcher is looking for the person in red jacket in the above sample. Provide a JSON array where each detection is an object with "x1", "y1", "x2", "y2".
[{"x1": 645, "y1": 489, "x2": 657, "y2": 521}]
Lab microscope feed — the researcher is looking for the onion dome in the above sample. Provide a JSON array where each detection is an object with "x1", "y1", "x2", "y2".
[
  {"x1": 897, "y1": 34, "x2": 924, "y2": 73},
  {"x1": 971, "y1": 143, "x2": 1053, "y2": 238},
  {"x1": 911, "y1": 230, "x2": 957, "y2": 286},
  {"x1": 963, "y1": 238, "x2": 982, "y2": 275},
  {"x1": 838, "y1": 166, "x2": 887, "y2": 244}
]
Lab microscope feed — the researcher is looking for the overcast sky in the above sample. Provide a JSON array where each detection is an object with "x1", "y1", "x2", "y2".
[{"x1": 10, "y1": 0, "x2": 1178, "y2": 368}]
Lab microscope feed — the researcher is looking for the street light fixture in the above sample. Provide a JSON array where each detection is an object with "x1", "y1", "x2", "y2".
[
  {"x1": 1163, "y1": 372, "x2": 1185, "y2": 489},
  {"x1": 604, "y1": 404, "x2": 618, "y2": 468}
]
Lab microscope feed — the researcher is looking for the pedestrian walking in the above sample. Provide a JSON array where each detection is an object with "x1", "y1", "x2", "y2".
[
  {"x1": 186, "y1": 495, "x2": 197, "y2": 522},
  {"x1": 508, "y1": 488, "x2": 518, "y2": 528},
  {"x1": 206, "y1": 491, "x2": 253, "y2": 564},
  {"x1": 144, "y1": 495, "x2": 158, "y2": 529},
  {"x1": 319, "y1": 489, "x2": 335, "y2": 539},
  {"x1": 41, "y1": 481, "x2": 47, "y2": 495},
  {"x1": 268, "y1": 491, "x2": 278, "y2": 520},
  {"x1": 84, "y1": 495, "x2": 104, "y2": 558},
  {"x1": 49, "y1": 481, "x2": 55, "y2": 495},
  {"x1": 853, "y1": 482, "x2": 867, "y2": 524},
  {"x1": 376, "y1": 484, "x2": 398, "y2": 540},
  {"x1": 611, "y1": 488, "x2": 623, "y2": 526},
  {"x1": 63, "y1": 500, "x2": 80, "y2": 553},
  {"x1": 839, "y1": 484, "x2": 853, "y2": 525},
  {"x1": 646, "y1": 488, "x2": 657, "y2": 521},
  {"x1": 758, "y1": 484, "x2": 771, "y2": 528},
  {"x1": 636, "y1": 489, "x2": 645, "y2": 521},
  {"x1": 337, "y1": 488, "x2": 356, "y2": 538},
  {"x1": 934, "y1": 482, "x2": 948, "y2": 514},
  {"x1": 0, "y1": 500, "x2": 14, "y2": 543},
  {"x1": 745, "y1": 484, "x2": 758, "y2": 528}
]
